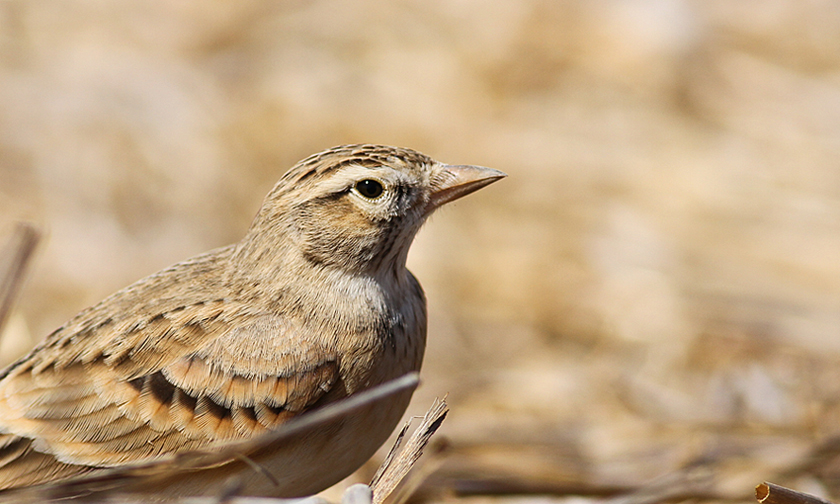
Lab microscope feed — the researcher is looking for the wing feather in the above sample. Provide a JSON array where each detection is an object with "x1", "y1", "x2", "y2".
[{"x1": 0, "y1": 246, "x2": 343, "y2": 490}]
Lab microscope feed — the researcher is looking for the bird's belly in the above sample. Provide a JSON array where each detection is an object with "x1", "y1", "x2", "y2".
[
  {"x1": 148, "y1": 386, "x2": 415, "y2": 498},
  {"x1": 255, "y1": 386, "x2": 415, "y2": 497}
]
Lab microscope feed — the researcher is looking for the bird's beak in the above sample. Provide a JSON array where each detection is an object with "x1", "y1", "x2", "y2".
[{"x1": 427, "y1": 164, "x2": 507, "y2": 214}]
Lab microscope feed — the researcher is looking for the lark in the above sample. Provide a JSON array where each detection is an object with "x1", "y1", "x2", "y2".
[{"x1": 0, "y1": 145, "x2": 505, "y2": 497}]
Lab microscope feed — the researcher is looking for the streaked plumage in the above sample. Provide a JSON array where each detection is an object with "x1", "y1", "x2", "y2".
[{"x1": 0, "y1": 145, "x2": 504, "y2": 498}]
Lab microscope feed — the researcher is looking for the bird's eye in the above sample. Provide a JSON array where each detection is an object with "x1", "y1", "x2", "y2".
[{"x1": 355, "y1": 179, "x2": 384, "y2": 199}]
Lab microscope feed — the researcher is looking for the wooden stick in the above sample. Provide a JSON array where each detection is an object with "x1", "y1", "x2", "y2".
[
  {"x1": 369, "y1": 397, "x2": 449, "y2": 504},
  {"x1": 0, "y1": 223, "x2": 39, "y2": 338},
  {"x1": 756, "y1": 482, "x2": 835, "y2": 504}
]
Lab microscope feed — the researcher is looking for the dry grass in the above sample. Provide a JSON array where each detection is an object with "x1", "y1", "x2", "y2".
[{"x1": 2, "y1": 1, "x2": 840, "y2": 503}]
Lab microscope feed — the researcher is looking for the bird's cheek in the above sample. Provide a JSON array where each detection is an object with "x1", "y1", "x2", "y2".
[{"x1": 295, "y1": 200, "x2": 383, "y2": 267}]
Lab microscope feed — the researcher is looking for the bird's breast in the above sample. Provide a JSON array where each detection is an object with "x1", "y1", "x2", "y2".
[{"x1": 321, "y1": 271, "x2": 427, "y2": 394}]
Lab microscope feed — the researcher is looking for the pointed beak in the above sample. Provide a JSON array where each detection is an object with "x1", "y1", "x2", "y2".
[{"x1": 426, "y1": 164, "x2": 507, "y2": 214}]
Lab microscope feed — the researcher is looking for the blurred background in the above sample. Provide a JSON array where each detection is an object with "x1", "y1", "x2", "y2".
[{"x1": 2, "y1": 1, "x2": 840, "y2": 502}]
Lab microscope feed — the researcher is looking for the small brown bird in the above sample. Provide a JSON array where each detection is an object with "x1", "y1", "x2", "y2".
[{"x1": 0, "y1": 145, "x2": 504, "y2": 497}]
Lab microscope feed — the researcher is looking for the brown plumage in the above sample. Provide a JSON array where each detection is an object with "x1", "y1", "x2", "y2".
[{"x1": 0, "y1": 145, "x2": 505, "y2": 497}]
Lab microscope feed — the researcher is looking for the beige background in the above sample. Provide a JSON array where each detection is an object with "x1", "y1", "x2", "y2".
[{"x1": 2, "y1": 1, "x2": 840, "y2": 502}]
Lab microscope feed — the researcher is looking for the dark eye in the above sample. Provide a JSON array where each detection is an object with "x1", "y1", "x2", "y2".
[{"x1": 355, "y1": 179, "x2": 384, "y2": 199}]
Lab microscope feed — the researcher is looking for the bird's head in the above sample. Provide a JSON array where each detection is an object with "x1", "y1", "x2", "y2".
[{"x1": 238, "y1": 144, "x2": 506, "y2": 277}]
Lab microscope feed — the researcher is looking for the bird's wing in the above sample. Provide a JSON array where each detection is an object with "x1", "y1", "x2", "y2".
[{"x1": 0, "y1": 246, "x2": 341, "y2": 487}]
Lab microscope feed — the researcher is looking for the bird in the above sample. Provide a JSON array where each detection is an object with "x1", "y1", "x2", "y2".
[{"x1": 0, "y1": 144, "x2": 505, "y2": 498}]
